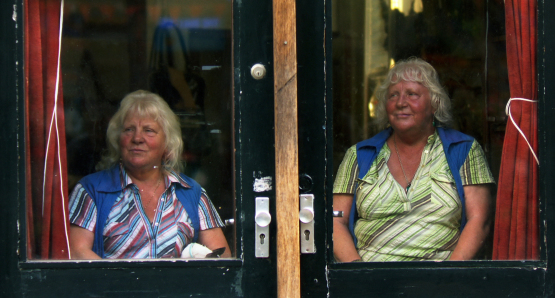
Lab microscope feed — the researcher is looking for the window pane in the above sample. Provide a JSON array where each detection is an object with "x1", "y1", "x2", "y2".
[
  {"x1": 332, "y1": 0, "x2": 510, "y2": 262},
  {"x1": 29, "y1": 0, "x2": 234, "y2": 260}
]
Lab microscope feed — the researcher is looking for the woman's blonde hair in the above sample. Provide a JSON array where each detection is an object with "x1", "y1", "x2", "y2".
[
  {"x1": 97, "y1": 90, "x2": 184, "y2": 173},
  {"x1": 374, "y1": 57, "x2": 453, "y2": 129}
]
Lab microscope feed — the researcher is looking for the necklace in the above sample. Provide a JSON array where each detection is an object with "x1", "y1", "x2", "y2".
[
  {"x1": 141, "y1": 176, "x2": 162, "y2": 207},
  {"x1": 393, "y1": 135, "x2": 412, "y2": 194}
]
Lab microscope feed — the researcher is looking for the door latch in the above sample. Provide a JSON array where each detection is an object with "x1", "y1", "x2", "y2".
[
  {"x1": 255, "y1": 197, "x2": 271, "y2": 258},
  {"x1": 300, "y1": 194, "x2": 316, "y2": 253}
]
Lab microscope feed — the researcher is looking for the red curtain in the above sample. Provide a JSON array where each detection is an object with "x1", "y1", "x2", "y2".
[
  {"x1": 492, "y1": 0, "x2": 538, "y2": 260},
  {"x1": 25, "y1": 0, "x2": 70, "y2": 259}
]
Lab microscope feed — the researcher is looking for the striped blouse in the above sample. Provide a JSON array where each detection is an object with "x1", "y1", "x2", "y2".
[
  {"x1": 333, "y1": 131, "x2": 494, "y2": 261},
  {"x1": 69, "y1": 166, "x2": 225, "y2": 259}
]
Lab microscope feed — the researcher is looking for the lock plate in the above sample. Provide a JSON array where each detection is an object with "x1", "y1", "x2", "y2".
[
  {"x1": 300, "y1": 194, "x2": 316, "y2": 253},
  {"x1": 255, "y1": 197, "x2": 271, "y2": 258},
  {"x1": 250, "y1": 63, "x2": 267, "y2": 80}
]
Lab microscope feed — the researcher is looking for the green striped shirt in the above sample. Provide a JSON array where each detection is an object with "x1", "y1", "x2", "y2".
[{"x1": 333, "y1": 131, "x2": 494, "y2": 261}]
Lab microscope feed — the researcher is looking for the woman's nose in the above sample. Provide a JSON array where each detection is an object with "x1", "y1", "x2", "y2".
[
  {"x1": 132, "y1": 131, "x2": 144, "y2": 143},
  {"x1": 395, "y1": 94, "x2": 408, "y2": 106}
]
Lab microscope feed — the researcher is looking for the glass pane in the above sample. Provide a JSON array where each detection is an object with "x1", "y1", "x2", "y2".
[
  {"x1": 29, "y1": 0, "x2": 234, "y2": 260},
  {"x1": 332, "y1": 0, "x2": 510, "y2": 262}
]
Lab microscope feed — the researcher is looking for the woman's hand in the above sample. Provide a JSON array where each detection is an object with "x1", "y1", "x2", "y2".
[
  {"x1": 198, "y1": 227, "x2": 232, "y2": 258},
  {"x1": 69, "y1": 225, "x2": 102, "y2": 259},
  {"x1": 333, "y1": 194, "x2": 363, "y2": 262},
  {"x1": 449, "y1": 184, "x2": 493, "y2": 261}
]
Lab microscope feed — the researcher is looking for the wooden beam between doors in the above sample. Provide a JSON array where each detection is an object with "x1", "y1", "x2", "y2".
[{"x1": 273, "y1": 0, "x2": 299, "y2": 296}]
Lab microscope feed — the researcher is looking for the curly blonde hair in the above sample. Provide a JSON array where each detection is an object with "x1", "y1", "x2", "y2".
[
  {"x1": 374, "y1": 57, "x2": 452, "y2": 129},
  {"x1": 97, "y1": 90, "x2": 184, "y2": 173}
]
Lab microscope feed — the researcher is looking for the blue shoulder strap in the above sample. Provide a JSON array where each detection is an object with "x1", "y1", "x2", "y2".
[
  {"x1": 350, "y1": 127, "x2": 474, "y2": 246},
  {"x1": 79, "y1": 166, "x2": 121, "y2": 258},
  {"x1": 175, "y1": 173, "x2": 202, "y2": 243},
  {"x1": 79, "y1": 166, "x2": 202, "y2": 257},
  {"x1": 349, "y1": 128, "x2": 392, "y2": 246},
  {"x1": 436, "y1": 127, "x2": 474, "y2": 231}
]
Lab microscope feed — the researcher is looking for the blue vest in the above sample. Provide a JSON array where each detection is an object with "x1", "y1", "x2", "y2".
[
  {"x1": 79, "y1": 166, "x2": 201, "y2": 258},
  {"x1": 349, "y1": 127, "x2": 474, "y2": 246}
]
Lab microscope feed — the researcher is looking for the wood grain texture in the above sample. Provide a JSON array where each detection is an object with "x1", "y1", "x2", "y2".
[{"x1": 273, "y1": 0, "x2": 299, "y2": 297}]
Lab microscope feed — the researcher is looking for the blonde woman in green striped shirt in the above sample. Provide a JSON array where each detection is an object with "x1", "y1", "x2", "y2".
[{"x1": 333, "y1": 58, "x2": 495, "y2": 262}]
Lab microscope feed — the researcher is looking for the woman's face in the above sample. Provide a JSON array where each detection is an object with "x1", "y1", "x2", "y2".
[
  {"x1": 386, "y1": 80, "x2": 435, "y2": 135},
  {"x1": 119, "y1": 113, "x2": 166, "y2": 174}
]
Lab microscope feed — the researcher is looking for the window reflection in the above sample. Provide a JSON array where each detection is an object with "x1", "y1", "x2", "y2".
[
  {"x1": 29, "y1": 0, "x2": 234, "y2": 260},
  {"x1": 332, "y1": 0, "x2": 508, "y2": 262}
]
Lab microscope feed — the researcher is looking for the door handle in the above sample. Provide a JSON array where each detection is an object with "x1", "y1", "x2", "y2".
[
  {"x1": 300, "y1": 194, "x2": 316, "y2": 254},
  {"x1": 255, "y1": 197, "x2": 271, "y2": 258}
]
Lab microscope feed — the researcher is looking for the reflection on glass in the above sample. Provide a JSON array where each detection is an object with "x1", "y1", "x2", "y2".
[
  {"x1": 29, "y1": 0, "x2": 234, "y2": 260},
  {"x1": 332, "y1": 0, "x2": 508, "y2": 262}
]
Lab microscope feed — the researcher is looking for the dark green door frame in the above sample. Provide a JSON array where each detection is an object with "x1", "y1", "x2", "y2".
[
  {"x1": 326, "y1": 1, "x2": 555, "y2": 297},
  {"x1": 0, "y1": 0, "x2": 279, "y2": 297},
  {"x1": 2, "y1": 0, "x2": 555, "y2": 297}
]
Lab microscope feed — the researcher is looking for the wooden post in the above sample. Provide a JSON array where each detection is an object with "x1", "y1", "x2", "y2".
[{"x1": 273, "y1": 0, "x2": 299, "y2": 296}]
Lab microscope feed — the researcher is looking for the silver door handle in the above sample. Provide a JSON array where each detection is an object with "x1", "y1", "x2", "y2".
[
  {"x1": 300, "y1": 194, "x2": 316, "y2": 253},
  {"x1": 255, "y1": 197, "x2": 271, "y2": 258}
]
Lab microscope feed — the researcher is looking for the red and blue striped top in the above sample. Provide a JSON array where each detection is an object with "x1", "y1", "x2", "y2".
[{"x1": 69, "y1": 166, "x2": 225, "y2": 259}]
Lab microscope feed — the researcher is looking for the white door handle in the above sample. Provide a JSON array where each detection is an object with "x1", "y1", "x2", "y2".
[
  {"x1": 300, "y1": 194, "x2": 316, "y2": 253},
  {"x1": 255, "y1": 197, "x2": 271, "y2": 258}
]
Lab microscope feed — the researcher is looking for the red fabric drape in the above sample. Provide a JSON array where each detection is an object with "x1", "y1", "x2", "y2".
[
  {"x1": 25, "y1": 0, "x2": 70, "y2": 259},
  {"x1": 492, "y1": 0, "x2": 538, "y2": 260}
]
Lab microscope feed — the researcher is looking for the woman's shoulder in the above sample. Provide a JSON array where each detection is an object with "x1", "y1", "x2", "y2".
[
  {"x1": 357, "y1": 128, "x2": 392, "y2": 149},
  {"x1": 79, "y1": 165, "x2": 121, "y2": 193},
  {"x1": 437, "y1": 127, "x2": 475, "y2": 144},
  {"x1": 172, "y1": 171, "x2": 202, "y2": 191}
]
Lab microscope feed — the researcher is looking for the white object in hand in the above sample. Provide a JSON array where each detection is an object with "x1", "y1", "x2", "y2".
[{"x1": 181, "y1": 243, "x2": 213, "y2": 258}]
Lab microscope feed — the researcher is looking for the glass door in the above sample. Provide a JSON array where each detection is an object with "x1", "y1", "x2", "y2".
[
  {"x1": 7, "y1": 0, "x2": 308, "y2": 296},
  {"x1": 324, "y1": 0, "x2": 551, "y2": 296}
]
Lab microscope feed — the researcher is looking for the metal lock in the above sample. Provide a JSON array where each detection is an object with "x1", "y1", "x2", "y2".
[
  {"x1": 250, "y1": 63, "x2": 267, "y2": 80},
  {"x1": 255, "y1": 197, "x2": 271, "y2": 258},
  {"x1": 300, "y1": 194, "x2": 316, "y2": 254}
]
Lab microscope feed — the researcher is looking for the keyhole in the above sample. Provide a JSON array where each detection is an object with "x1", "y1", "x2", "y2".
[
  {"x1": 304, "y1": 230, "x2": 310, "y2": 241},
  {"x1": 251, "y1": 64, "x2": 266, "y2": 80},
  {"x1": 260, "y1": 233, "x2": 266, "y2": 244}
]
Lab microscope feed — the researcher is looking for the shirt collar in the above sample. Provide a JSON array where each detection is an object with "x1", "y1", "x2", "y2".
[
  {"x1": 383, "y1": 130, "x2": 439, "y2": 159},
  {"x1": 167, "y1": 170, "x2": 192, "y2": 189}
]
